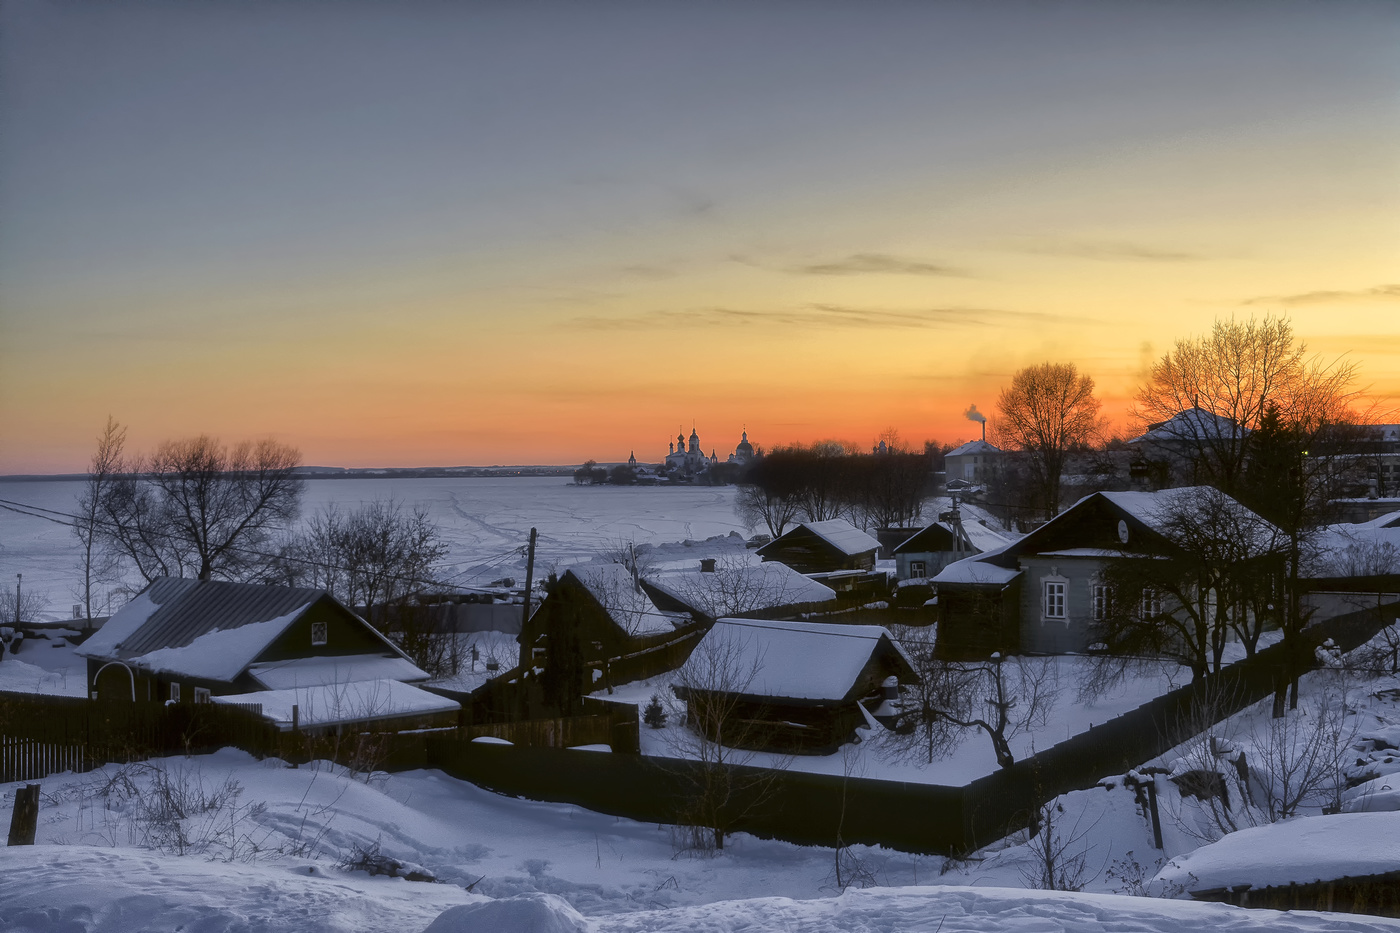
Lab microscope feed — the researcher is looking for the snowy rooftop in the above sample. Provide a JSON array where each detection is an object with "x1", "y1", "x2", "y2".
[
  {"x1": 1155, "y1": 811, "x2": 1400, "y2": 893},
  {"x1": 688, "y1": 617, "x2": 915, "y2": 702},
  {"x1": 643, "y1": 562, "x2": 836, "y2": 617},
  {"x1": 895, "y1": 520, "x2": 1010, "y2": 556},
  {"x1": 788, "y1": 519, "x2": 882, "y2": 557},
  {"x1": 247, "y1": 654, "x2": 429, "y2": 691},
  {"x1": 213, "y1": 678, "x2": 459, "y2": 730},
  {"x1": 571, "y1": 563, "x2": 686, "y2": 637},
  {"x1": 930, "y1": 544, "x2": 1022, "y2": 586},
  {"x1": 1131, "y1": 407, "x2": 1244, "y2": 443},
  {"x1": 945, "y1": 439, "x2": 1000, "y2": 458}
]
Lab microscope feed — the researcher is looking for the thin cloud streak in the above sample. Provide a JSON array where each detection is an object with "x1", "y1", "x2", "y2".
[
  {"x1": 1009, "y1": 239, "x2": 1209, "y2": 262},
  {"x1": 794, "y1": 253, "x2": 968, "y2": 277},
  {"x1": 570, "y1": 304, "x2": 1050, "y2": 331},
  {"x1": 1244, "y1": 284, "x2": 1400, "y2": 306}
]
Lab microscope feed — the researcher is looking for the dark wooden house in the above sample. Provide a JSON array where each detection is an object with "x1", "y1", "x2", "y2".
[
  {"x1": 755, "y1": 520, "x2": 881, "y2": 574},
  {"x1": 517, "y1": 564, "x2": 703, "y2": 710},
  {"x1": 674, "y1": 617, "x2": 919, "y2": 754},
  {"x1": 76, "y1": 578, "x2": 443, "y2": 728}
]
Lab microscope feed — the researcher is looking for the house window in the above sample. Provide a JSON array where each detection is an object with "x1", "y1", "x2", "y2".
[
  {"x1": 1092, "y1": 585, "x2": 1110, "y2": 621},
  {"x1": 1140, "y1": 588, "x2": 1163, "y2": 619},
  {"x1": 1043, "y1": 581, "x2": 1067, "y2": 620},
  {"x1": 194, "y1": 687, "x2": 211, "y2": 704},
  {"x1": 311, "y1": 621, "x2": 328, "y2": 646},
  {"x1": 169, "y1": 682, "x2": 180, "y2": 703},
  {"x1": 910, "y1": 560, "x2": 927, "y2": 579}
]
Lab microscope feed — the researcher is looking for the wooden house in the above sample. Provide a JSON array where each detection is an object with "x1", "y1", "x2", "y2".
[
  {"x1": 75, "y1": 578, "x2": 456, "y2": 731},
  {"x1": 754, "y1": 520, "x2": 881, "y2": 574},
  {"x1": 893, "y1": 519, "x2": 1011, "y2": 582},
  {"x1": 932, "y1": 488, "x2": 1281, "y2": 658},
  {"x1": 943, "y1": 439, "x2": 1001, "y2": 485},
  {"x1": 517, "y1": 564, "x2": 703, "y2": 707},
  {"x1": 674, "y1": 617, "x2": 919, "y2": 754}
]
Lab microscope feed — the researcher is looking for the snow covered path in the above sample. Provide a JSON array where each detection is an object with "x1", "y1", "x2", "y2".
[{"x1": 5, "y1": 848, "x2": 1398, "y2": 933}]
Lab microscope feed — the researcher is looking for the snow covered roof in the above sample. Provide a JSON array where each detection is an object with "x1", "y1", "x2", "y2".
[
  {"x1": 212, "y1": 678, "x2": 459, "y2": 730},
  {"x1": 1131, "y1": 407, "x2": 1245, "y2": 443},
  {"x1": 643, "y1": 562, "x2": 836, "y2": 618},
  {"x1": 570, "y1": 564, "x2": 686, "y2": 637},
  {"x1": 686, "y1": 617, "x2": 916, "y2": 702},
  {"x1": 76, "y1": 577, "x2": 402, "y2": 683},
  {"x1": 930, "y1": 545, "x2": 1023, "y2": 586},
  {"x1": 894, "y1": 520, "x2": 1010, "y2": 556},
  {"x1": 945, "y1": 439, "x2": 1000, "y2": 458},
  {"x1": 1154, "y1": 811, "x2": 1400, "y2": 893},
  {"x1": 782, "y1": 520, "x2": 882, "y2": 557},
  {"x1": 246, "y1": 654, "x2": 429, "y2": 691}
]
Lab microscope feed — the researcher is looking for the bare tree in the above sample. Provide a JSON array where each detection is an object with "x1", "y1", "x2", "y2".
[
  {"x1": 733, "y1": 483, "x2": 800, "y2": 539},
  {"x1": 1097, "y1": 488, "x2": 1286, "y2": 679},
  {"x1": 95, "y1": 434, "x2": 304, "y2": 583},
  {"x1": 275, "y1": 500, "x2": 450, "y2": 673},
  {"x1": 1134, "y1": 315, "x2": 1361, "y2": 495},
  {"x1": 996, "y1": 362, "x2": 1104, "y2": 517},
  {"x1": 883, "y1": 632, "x2": 1059, "y2": 771},
  {"x1": 73, "y1": 417, "x2": 127, "y2": 624},
  {"x1": 666, "y1": 632, "x2": 788, "y2": 853}
]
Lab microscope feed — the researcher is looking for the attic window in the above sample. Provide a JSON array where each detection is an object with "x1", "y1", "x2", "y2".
[{"x1": 311, "y1": 621, "x2": 328, "y2": 646}]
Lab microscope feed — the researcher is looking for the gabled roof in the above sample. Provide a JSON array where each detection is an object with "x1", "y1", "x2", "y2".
[
  {"x1": 77, "y1": 577, "x2": 405, "y2": 683},
  {"x1": 1130, "y1": 407, "x2": 1245, "y2": 444},
  {"x1": 1003, "y1": 487, "x2": 1280, "y2": 563},
  {"x1": 757, "y1": 520, "x2": 881, "y2": 559},
  {"x1": 568, "y1": 564, "x2": 686, "y2": 637},
  {"x1": 930, "y1": 543, "x2": 1023, "y2": 587},
  {"x1": 642, "y1": 562, "x2": 836, "y2": 618},
  {"x1": 894, "y1": 520, "x2": 1010, "y2": 556},
  {"x1": 945, "y1": 439, "x2": 1000, "y2": 458},
  {"x1": 246, "y1": 654, "x2": 429, "y2": 691},
  {"x1": 212, "y1": 679, "x2": 458, "y2": 730},
  {"x1": 687, "y1": 618, "x2": 917, "y2": 702}
]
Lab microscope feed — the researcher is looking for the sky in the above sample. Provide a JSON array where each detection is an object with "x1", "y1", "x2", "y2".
[{"x1": 1, "y1": 0, "x2": 1397, "y2": 473}]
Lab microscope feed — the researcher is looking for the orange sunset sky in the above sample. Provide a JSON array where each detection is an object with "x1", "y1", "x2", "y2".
[{"x1": 2, "y1": 2, "x2": 1398, "y2": 473}]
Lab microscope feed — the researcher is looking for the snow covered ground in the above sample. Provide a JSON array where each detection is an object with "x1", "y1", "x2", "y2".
[
  {"x1": 4, "y1": 749, "x2": 1398, "y2": 932},
  {"x1": 0, "y1": 477, "x2": 749, "y2": 618},
  {"x1": 605, "y1": 653, "x2": 1192, "y2": 785}
]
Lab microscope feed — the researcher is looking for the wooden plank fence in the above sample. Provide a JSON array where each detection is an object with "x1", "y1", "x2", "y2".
[{"x1": 1, "y1": 736, "x2": 88, "y2": 783}]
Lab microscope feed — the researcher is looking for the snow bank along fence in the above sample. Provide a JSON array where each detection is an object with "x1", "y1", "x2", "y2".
[{"x1": 1190, "y1": 871, "x2": 1400, "y2": 917}]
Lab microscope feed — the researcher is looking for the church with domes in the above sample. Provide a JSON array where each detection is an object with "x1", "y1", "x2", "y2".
[{"x1": 658, "y1": 426, "x2": 757, "y2": 481}]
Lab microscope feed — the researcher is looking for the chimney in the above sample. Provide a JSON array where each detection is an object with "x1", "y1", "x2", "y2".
[{"x1": 699, "y1": 558, "x2": 716, "y2": 573}]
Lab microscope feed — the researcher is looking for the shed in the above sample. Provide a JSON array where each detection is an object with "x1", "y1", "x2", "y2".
[
  {"x1": 674, "y1": 617, "x2": 918, "y2": 753},
  {"x1": 755, "y1": 520, "x2": 881, "y2": 574}
]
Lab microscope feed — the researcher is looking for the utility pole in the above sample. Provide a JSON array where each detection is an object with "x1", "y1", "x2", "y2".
[{"x1": 518, "y1": 528, "x2": 537, "y2": 668}]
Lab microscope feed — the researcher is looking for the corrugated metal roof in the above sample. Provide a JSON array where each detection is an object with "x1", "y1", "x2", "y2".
[{"x1": 103, "y1": 577, "x2": 328, "y2": 658}]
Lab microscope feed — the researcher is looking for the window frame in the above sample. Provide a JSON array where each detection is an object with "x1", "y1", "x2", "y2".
[
  {"x1": 1092, "y1": 584, "x2": 1110, "y2": 622},
  {"x1": 310, "y1": 620, "x2": 328, "y2": 646},
  {"x1": 1042, "y1": 579, "x2": 1067, "y2": 621},
  {"x1": 909, "y1": 560, "x2": 927, "y2": 579},
  {"x1": 193, "y1": 686, "x2": 211, "y2": 704},
  {"x1": 169, "y1": 682, "x2": 181, "y2": 703}
]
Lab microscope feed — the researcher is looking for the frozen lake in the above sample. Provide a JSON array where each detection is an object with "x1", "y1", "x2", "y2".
[{"x1": 0, "y1": 477, "x2": 744, "y2": 618}]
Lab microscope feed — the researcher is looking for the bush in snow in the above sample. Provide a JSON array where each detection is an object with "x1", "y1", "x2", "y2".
[{"x1": 643, "y1": 694, "x2": 668, "y2": 729}]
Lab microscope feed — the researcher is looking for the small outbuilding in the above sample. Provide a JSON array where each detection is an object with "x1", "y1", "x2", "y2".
[
  {"x1": 754, "y1": 520, "x2": 881, "y2": 574},
  {"x1": 673, "y1": 617, "x2": 919, "y2": 753}
]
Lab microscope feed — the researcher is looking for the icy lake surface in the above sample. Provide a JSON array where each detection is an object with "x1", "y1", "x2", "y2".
[{"x1": 0, "y1": 477, "x2": 745, "y2": 616}]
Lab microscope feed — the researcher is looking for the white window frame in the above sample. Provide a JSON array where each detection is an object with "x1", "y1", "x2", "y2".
[
  {"x1": 1140, "y1": 588, "x2": 1163, "y2": 619},
  {"x1": 169, "y1": 682, "x2": 181, "y2": 703},
  {"x1": 1042, "y1": 580, "x2": 1067, "y2": 621},
  {"x1": 909, "y1": 560, "x2": 927, "y2": 579},
  {"x1": 194, "y1": 687, "x2": 211, "y2": 704},
  {"x1": 1092, "y1": 584, "x2": 1110, "y2": 621},
  {"x1": 311, "y1": 620, "x2": 328, "y2": 646}
]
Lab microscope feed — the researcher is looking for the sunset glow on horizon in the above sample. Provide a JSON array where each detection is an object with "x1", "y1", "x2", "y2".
[{"x1": 2, "y1": 2, "x2": 1398, "y2": 473}]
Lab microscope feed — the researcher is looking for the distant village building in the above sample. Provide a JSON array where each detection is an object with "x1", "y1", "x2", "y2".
[{"x1": 944, "y1": 439, "x2": 1001, "y2": 485}]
